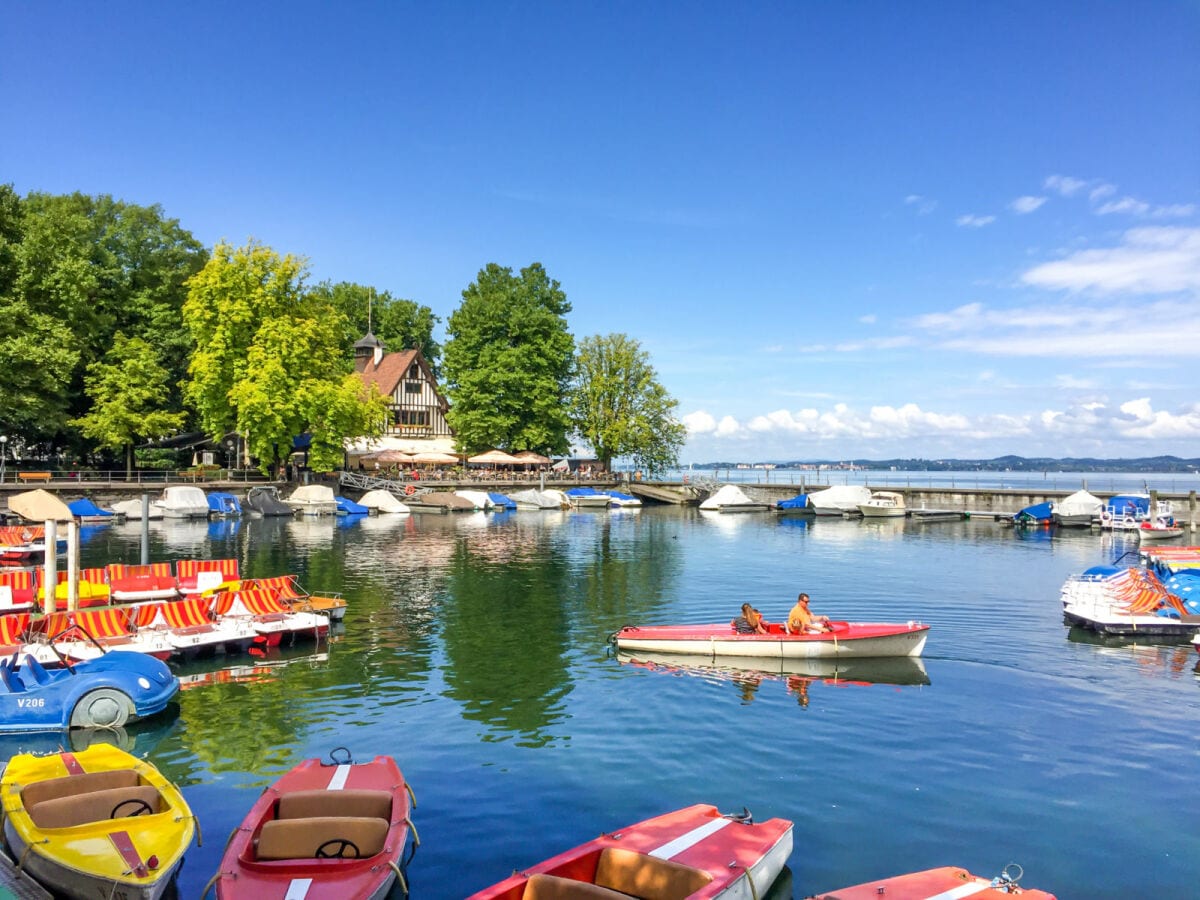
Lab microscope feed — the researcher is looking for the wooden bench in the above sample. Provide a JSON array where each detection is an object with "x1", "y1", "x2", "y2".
[
  {"x1": 256, "y1": 816, "x2": 389, "y2": 860},
  {"x1": 16, "y1": 472, "x2": 51, "y2": 483}
]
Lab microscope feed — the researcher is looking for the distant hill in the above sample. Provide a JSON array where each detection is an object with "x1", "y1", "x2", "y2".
[{"x1": 695, "y1": 455, "x2": 1200, "y2": 473}]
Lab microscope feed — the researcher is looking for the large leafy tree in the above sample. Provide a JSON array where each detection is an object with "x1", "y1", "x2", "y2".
[
  {"x1": 0, "y1": 189, "x2": 205, "y2": 450},
  {"x1": 183, "y1": 240, "x2": 386, "y2": 474},
  {"x1": 71, "y1": 333, "x2": 185, "y2": 477},
  {"x1": 571, "y1": 333, "x2": 686, "y2": 474},
  {"x1": 309, "y1": 281, "x2": 442, "y2": 376},
  {"x1": 443, "y1": 263, "x2": 575, "y2": 455}
]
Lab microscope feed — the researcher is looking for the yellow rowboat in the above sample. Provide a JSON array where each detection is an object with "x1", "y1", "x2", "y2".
[{"x1": 1, "y1": 744, "x2": 197, "y2": 900}]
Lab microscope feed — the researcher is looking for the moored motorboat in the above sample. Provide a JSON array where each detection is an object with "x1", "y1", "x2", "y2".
[
  {"x1": 612, "y1": 620, "x2": 929, "y2": 659},
  {"x1": 606, "y1": 490, "x2": 643, "y2": 508},
  {"x1": 1010, "y1": 501, "x2": 1054, "y2": 527},
  {"x1": 209, "y1": 748, "x2": 416, "y2": 900},
  {"x1": 807, "y1": 484, "x2": 872, "y2": 516},
  {"x1": 67, "y1": 497, "x2": 116, "y2": 524},
  {"x1": 245, "y1": 485, "x2": 296, "y2": 516},
  {"x1": 357, "y1": 489, "x2": 411, "y2": 514},
  {"x1": 774, "y1": 493, "x2": 813, "y2": 515},
  {"x1": 207, "y1": 491, "x2": 243, "y2": 517},
  {"x1": 699, "y1": 484, "x2": 770, "y2": 513},
  {"x1": 158, "y1": 485, "x2": 211, "y2": 519},
  {"x1": 285, "y1": 484, "x2": 338, "y2": 516},
  {"x1": 565, "y1": 487, "x2": 614, "y2": 508},
  {"x1": 110, "y1": 498, "x2": 164, "y2": 520},
  {"x1": 334, "y1": 495, "x2": 370, "y2": 515},
  {"x1": 467, "y1": 803, "x2": 792, "y2": 900},
  {"x1": 1135, "y1": 517, "x2": 1184, "y2": 542},
  {"x1": 1051, "y1": 489, "x2": 1102, "y2": 527},
  {"x1": 806, "y1": 864, "x2": 1056, "y2": 899},
  {"x1": 858, "y1": 490, "x2": 906, "y2": 518},
  {"x1": 1, "y1": 744, "x2": 197, "y2": 900}
]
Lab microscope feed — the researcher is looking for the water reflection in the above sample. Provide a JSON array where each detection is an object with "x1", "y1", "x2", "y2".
[
  {"x1": 1066, "y1": 626, "x2": 1198, "y2": 681},
  {"x1": 616, "y1": 650, "x2": 930, "y2": 708},
  {"x1": 0, "y1": 713, "x2": 179, "y2": 763}
]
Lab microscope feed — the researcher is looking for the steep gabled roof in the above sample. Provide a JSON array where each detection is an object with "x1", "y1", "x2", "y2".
[{"x1": 358, "y1": 348, "x2": 417, "y2": 397}]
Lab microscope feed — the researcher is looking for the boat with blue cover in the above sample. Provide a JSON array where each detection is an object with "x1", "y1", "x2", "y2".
[
  {"x1": 774, "y1": 494, "x2": 813, "y2": 515},
  {"x1": 207, "y1": 491, "x2": 243, "y2": 517},
  {"x1": 67, "y1": 498, "x2": 115, "y2": 524},
  {"x1": 1011, "y1": 501, "x2": 1054, "y2": 526},
  {"x1": 606, "y1": 490, "x2": 642, "y2": 508},
  {"x1": 565, "y1": 487, "x2": 614, "y2": 508},
  {"x1": 487, "y1": 492, "x2": 517, "y2": 510},
  {"x1": 335, "y1": 496, "x2": 369, "y2": 515}
]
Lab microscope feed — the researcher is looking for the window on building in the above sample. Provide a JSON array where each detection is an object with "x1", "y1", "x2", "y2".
[
  {"x1": 404, "y1": 381, "x2": 421, "y2": 394},
  {"x1": 408, "y1": 364, "x2": 420, "y2": 379},
  {"x1": 392, "y1": 409, "x2": 430, "y2": 428}
]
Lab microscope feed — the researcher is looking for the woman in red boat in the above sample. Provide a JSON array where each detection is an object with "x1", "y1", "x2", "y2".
[
  {"x1": 732, "y1": 602, "x2": 767, "y2": 634},
  {"x1": 787, "y1": 593, "x2": 832, "y2": 634}
]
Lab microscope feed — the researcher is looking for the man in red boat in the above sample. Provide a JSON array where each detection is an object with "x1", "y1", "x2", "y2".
[{"x1": 787, "y1": 593, "x2": 832, "y2": 633}]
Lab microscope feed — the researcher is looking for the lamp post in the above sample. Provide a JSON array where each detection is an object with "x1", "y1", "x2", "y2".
[{"x1": 0, "y1": 435, "x2": 7, "y2": 484}]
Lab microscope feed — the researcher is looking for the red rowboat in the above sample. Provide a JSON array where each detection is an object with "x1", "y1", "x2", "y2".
[
  {"x1": 467, "y1": 803, "x2": 793, "y2": 899},
  {"x1": 209, "y1": 748, "x2": 417, "y2": 900},
  {"x1": 613, "y1": 620, "x2": 929, "y2": 659},
  {"x1": 806, "y1": 864, "x2": 1057, "y2": 899}
]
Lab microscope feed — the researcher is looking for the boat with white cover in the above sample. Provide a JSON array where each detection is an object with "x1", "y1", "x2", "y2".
[
  {"x1": 1051, "y1": 489, "x2": 1103, "y2": 527},
  {"x1": 111, "y1": 498, "x2": 163, "y2": 520},
  {"x1": 285, "y1": 484, "x2": 338, "y2": 516},
  {"x1": 158, "y1": 485, "x2": 210, "y2": 519},
  {"x1": 699, "y1": 484, "x2": 770, "y2": 513},
  {"x1": 808, "y1": 484, "x2": 872, "y2": 516},
  {"x1": 358, "y1": 489, "x2": 411, "y2": 514},
  {"x1": 510, "y1": 489, "x2": 564, "y2": 510}
]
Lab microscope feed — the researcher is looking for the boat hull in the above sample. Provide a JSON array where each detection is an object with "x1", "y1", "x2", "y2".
[
  {"x1": 214, "y1": 753, "x2": 413, "y2": 900},
  {"x1": 467, "y1": 803, "x2": 792, "y2": 900},
  {"x1": 614, "y1": 622, "x2": 929, "y2": 659},
  {"x1": 858, "y1": 505, "x2": 905, "y2": 518},
  {"x1": 1, "y1": 745, "x2": 195, "y2": 900},
  {"x1": 808, "y1": 865, "x2": 1057, "y2": 899}
]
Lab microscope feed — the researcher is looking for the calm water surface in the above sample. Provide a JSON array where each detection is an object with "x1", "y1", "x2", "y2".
[{"x1": 46, "y1": 509, "x2": 1200, "y2": 898}]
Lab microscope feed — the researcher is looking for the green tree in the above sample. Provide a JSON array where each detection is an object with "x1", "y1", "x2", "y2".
[
  {"x1": 183, "y1": 240, "x2": 386, "y2": 475},
  {"x1": 443, "y1": 263, "x2": 574, "y2": 455},
  {"x1": 309, "y1": 281, "x2": 442, "y2": 375},
  {"x1": 71, "y1": 333, "x2": 185, "y2": 477},
  {"x1": 1, "y1": 191, "x2": 205, "y2": 450},
  {"x1": 570, "y1": 333, "x2": 686, "y2": 474}
]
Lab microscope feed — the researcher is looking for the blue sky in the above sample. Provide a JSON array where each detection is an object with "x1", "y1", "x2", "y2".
[{"x1": 6, "y1": 2, "x2": 1199, "y2": 462}]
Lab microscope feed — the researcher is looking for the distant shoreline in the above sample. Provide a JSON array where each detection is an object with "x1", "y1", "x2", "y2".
[{"x1": 685, "y1": 455, "x2": 1200, "y2": 474}]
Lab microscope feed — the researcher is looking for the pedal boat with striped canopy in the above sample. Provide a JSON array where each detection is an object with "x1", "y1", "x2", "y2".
[
  {"x1": 210, "y1": 748, "x2": 417, "y2": 900},
  {"x1": 212, "y1": 588, "x2": 330, "y2": 647},
  {"x1": 1061, "y1": 565, "x2": 1200, "y2": 636},
  {"x1": 612, "y1": 620, "x2": 929, "y2": 659},
  {"x1": 136, "y1": 597, "x2": 259, "y2": 658},
  {"x1": 466, "y1": 803, "x2": 793, "y2": 900},
  {"x1": 1, "y1": 743, "x2": 197, "y2": 900},
  {"x1": 805, "y1": 864, "x2": 1056, "y2": 899}
]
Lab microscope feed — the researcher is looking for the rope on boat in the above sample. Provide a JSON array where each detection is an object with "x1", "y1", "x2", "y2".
[
  {"x1": 389, "y1": 860, "x2": 410, "y2": 897},
  {"x1": 199, "y1": 872, "x2": 220, "y2": 899},
  {"x1": 406, "y1": 780, "x2": 418, "y2": 809},
  {"x1": 405, "y1": 815, "x2": 421, "y2": 847},
  {"x1": 194, "y1": 812, "x2": 204, "y2": 847}
]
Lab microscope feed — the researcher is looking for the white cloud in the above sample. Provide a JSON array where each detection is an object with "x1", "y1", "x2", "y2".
[
  {"x1": 685, "y1": 398, "x2": 1200, "y2": 454},
  {"x1": 956, "y1": 214, "x2": 996, "y2": 228},
  {"x1": 1021, "y1": 226, "x2": 1200, "y2": 294},
  {"x1": 1044, "y1": 174, "x2": 1088, "y2": 196},
  {"x1": 683, "y1": 410, "x2": 717, "y2": 434},
  {"x1": 1055, "y1": 374, "x2": 1098, "y2": 389},
  {"x1": 859, "y1": 314, "x2": 877, "y2": 324},
  {"x1": 905, "y1": 194, "x2": 937, "y2": 215},
  {"x1": 1010, "y1": 196, "x2": 1046, "y2": 214},
  {"x1": 1089, "y1": 183, "x2": 1117, "y2": 202},
  {"x1": 1152, "y1": 204, "x2": 1196, "y2": 219},
  {"x1": 1096, "y1": 196, "x2": 1150, "y2": 216}
]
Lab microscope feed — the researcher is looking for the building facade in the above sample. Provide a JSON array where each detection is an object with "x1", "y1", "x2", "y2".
[{"x1": 351, "y1": 334, "x2": 456, "y2": 455}]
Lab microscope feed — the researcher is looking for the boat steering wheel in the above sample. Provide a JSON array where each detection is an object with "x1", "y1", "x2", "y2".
[
  {"x1": 111, "y1": 798, "x2": 154, "y2": 818},
  {"x1": 315, "y1": 838, "x2": 361, "y2": 859}
]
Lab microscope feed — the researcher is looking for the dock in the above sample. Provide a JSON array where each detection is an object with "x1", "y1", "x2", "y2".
[{"x1": 0, "y1": 849, "x2": 52, "y2": 900}]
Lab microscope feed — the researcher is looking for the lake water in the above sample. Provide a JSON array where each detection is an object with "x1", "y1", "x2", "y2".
[{"x1": 37, "y1": 508, "x2": 1200, "y2": 898}]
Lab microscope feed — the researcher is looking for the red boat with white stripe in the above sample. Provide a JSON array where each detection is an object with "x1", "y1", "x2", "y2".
[
  {"x1": 467, "y1": 803, "x2": 793, "y2": 899},
  {"x1": 613, "y1": 621, "x2": 929, "y2": 659},
  {"x1": 806, "y1": 864, "x2": 1056, "y2": 899},
  {"x1": 209, "y1": 748, "x2": 417, "y2": 900}
]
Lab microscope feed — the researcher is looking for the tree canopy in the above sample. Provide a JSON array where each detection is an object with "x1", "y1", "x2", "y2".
[
  {"x1": 443, "y1": 263, "x2": 575, "y2": 456},
  {"x1": 71, "y1": 333, "x2": 185, "y2": 477},
  {"x1": 310, "y1": 280, "x2": 442, "y2": 375},
  {"x1": 571, "y1": 333, "x2": 686, "y2": 474},
  {"x1": 0, "y1": 188, "x2": 205, "y2": 453},
  {"x1": 183, "y1": 240, "x2": 386, "y2": 474}
]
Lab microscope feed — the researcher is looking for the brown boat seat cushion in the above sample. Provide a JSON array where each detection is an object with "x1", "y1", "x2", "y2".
[
  {"x1": 20, "y1": 769, "x2": 141, "y2": 808},
  {"x1": 523, "y1": 873, "x2": 628, "y2": 900},
  {"x1": 26, "y1": 785, "x2": 161, "y2": 829},
  {"x1": 594, "y1": 848, "x2": 712, "y2": 900},
  {"x1": 276, "y1": 789, "x2": 392, "y2": 821},
  {"x1": 256, "y1": 815, "x2": 389, "y2": 861}
]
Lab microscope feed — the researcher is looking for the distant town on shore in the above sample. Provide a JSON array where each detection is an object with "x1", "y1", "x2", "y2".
[{"x1": 691, "y1": 455, "x2": 1200, "y2": 474}]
